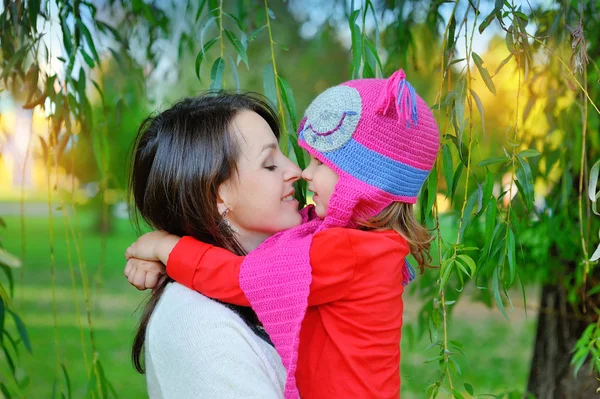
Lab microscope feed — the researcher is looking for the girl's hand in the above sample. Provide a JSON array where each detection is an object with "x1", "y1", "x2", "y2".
[
  {"x1": 125, "y1": 231, "x2": 180, "y2": 264},
  {"x1": 124, "y1": 258, "x2": 166, "y2": 290}
]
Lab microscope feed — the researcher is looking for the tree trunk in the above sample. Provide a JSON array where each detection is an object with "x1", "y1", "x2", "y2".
[{"x1": 527, "y1": 283, "x2": 598, "y2": 398}]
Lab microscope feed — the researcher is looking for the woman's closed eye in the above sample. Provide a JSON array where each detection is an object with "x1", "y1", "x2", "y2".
[{"x1": 264, "y1": 165, "x2": 278, "y2": 171}]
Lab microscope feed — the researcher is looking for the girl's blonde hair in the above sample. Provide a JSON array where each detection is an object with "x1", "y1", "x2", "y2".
[{"x1": 358, "y1": 202, "x2": 432, "y2": 273}]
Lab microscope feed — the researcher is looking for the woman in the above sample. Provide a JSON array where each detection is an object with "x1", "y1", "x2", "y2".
[{"x1": 127, "y1": 93, "x2": 302, "y2": 398}]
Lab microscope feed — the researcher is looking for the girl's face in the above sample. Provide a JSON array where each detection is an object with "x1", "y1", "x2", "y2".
[
  {"x1": 218, "y1": 110, "x2": 303, "y2": 251},
  {"x1": 302, "y1": 155, "x2": 339, "y2": 219}
]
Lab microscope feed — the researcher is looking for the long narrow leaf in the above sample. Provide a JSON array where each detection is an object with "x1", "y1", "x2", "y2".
[
  {"x1": 472, "y1": 52, "x2": 496, "y2": 95},
  {"x1": 589, "y1": 160, "x2": 600, "y2": 202},
  {"x1": 277, "y1": 76, "x2": 297, "y2": 131},
  {"x1": 442, "y1": 144, "x2": 454, "y2": 195},
  {"x1": 7, "y1": 309, "x2": 31, "y2": 353},
  {"x1": 209, "y1": 57, "x2": 225, "y2": 90},
  {"x1": 224, "y1": 29, "x2": 248, "y2": 68},
  {"x1": 195, "y1": 38, "x2": 218, "y2": 81}
]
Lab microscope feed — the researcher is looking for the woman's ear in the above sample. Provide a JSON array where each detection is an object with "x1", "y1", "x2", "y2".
[{"x1": 217, "y1": 181, "x2": 233, "y2": 215}]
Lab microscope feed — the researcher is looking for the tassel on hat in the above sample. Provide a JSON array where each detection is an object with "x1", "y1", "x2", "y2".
[{"x1": 376, "y1": 69, "x2": 419, "y2": 128}]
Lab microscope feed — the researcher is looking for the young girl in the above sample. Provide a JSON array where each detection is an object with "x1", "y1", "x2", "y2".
[{"x1": 126, "y1": 69, "x2": 439, "y2": 398}]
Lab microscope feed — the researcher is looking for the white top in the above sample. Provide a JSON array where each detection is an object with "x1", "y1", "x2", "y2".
[{"x1": 145, "y1": 282, "x2": 286, "y2": 398}]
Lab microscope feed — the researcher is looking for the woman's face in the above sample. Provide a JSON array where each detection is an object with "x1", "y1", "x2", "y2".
[{"x1": 219, "y1": 110, "x2": 303, "y2": 251}]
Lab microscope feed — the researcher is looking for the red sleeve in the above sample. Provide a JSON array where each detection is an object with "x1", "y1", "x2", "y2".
[
  {"x1": 167, "y1": 229, "x2": 360, "y2": 308},
  {"x1": 166, "y1": 236, "x2": 249, "y2": 306},
  {"x1": 307, "y1": 228, "x2": 357, "y2": 306}
]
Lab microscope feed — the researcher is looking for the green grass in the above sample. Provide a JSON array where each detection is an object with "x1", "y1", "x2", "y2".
[
  {"x1": 0, "y1": 205, "x2": 535, "y2": 398},
  {"x1": 1, "y1": 207, "x2": 148, "y2": 398}
]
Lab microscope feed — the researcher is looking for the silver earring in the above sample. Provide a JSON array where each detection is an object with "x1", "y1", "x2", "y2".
[{"x1": 221, "y1": 208, "x2": 239, "y2": 233}]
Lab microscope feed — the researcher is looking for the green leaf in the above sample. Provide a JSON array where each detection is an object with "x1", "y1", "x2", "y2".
[
  {"x1": 493, "y1": 53, "x2": 513, "y2": 77},
  {"x1": 200, "y1": 16, "x2": 217, "y2": 48},
  {"x1": 469, "y1": 89, "x2": 486, "y2": 139},
  {"x1": 1, "y1": 44, "x2": 31, "y2": 81},
  {"x1": 478, "y1": 156, "x2": 507, "y2": 167},
  {"x1": 451, "y1": 389, "x2": 465, "y2": 399},
  {"x1": 2, "y1": 345, "x2": 15, "y2": 375},
  {"x1": 451, "y1": 162, "x2": 464, "y2": 201},
  {"x1": 77, "y1": 20, "x2": 100, "y2": 66},
  {"x1": 515, "y1": 154, "x2": 534, "y2": 210},
  {"x1": 457, "y1": 255, "x2": 476, "y2": 277},
  {"x1": 472, "y1": 52, "x2": 496, "y2": 95},
  {"x1": 0, "y1": 382, "x2": 11, "y2": 399},
  {"x1": 447, "y1": 15, "x2": 456, "y2": 51},
  {"x1": 277, "y1": 76, "x2": 297, "y2": 130},
  {"x1": 442, "y1": 144, "x2": 454, "y2": 194},
  {"x1": 589, "y1": 160, "x2": 600, "y2": 203},
  {"x1": 0, "y1": 297, "x2": 4, "y2": 339},
  {"x1": 96, "y1": 360, "x2": 118, "y2": 398},
  {"x1": 249, "y1": 25, "x2": 267, "y2": 41},
  {"x1": 263, "y1": 63, "x2": 278, "y2": 108},
  {"x1": 479, "y1": 11, "x2": 496, "y2": 34},
  {"x1": 449, "y1": 357, "x2": 462, "y2": 375},
  {"x1": 61, "y1": 364, "x2": 72, "y2": 399},
  {"x1": 484, "y1": 202, "x2": 498, "y2": 258},
  {"x1": 458, "y1": 188, "x2": 480, "y2": 242},
  {"x1": 29, "y1": 0, "x2": 41, "y2": 33},
  {"x1": 492, "y1": 266, "x2": 508, "y2": 318},
  {"x1": 80, "y1": 50, "x2": 95, "y2": 68},
  {"x1": 224, "y1": 29, "x2": 248, "y2": 68},
  {"x1": 481, "y1": 169, "x2": 494, "y2": 213},
  {"x1": 8, "y1": 309, "x2": 32, "y2": 353},
  {"x1": 91, "y1": 80, "x2": 105, "y2": 108},
  {"x1": 209, "y1": 57, "x2": 225, "y2": 91},
  {"x1": 349, "y1": 10, "x2": 362, "y2": 79},
  {"x1": 195, "y1": 0, "x2": 207, "y2": 22},
  {"x1": 228, "y1": 55, "x2": 240, "y2": 92},
  {"x1": 364, "y1": 37, "x2": 383, "y2": 76},
  {"x1": 426, "y1": 168, "x2": 438, "y2": 217},
  {"x1": 590, "y1": 242, "x2": 600, "y2": 262},
  {"x1": 195, "y1": 38, "x2": 218, "y2": 81},
  {"x1": 440, "y1": 258, "x2": 454, "y2": 291},
  {"x1": 424, "y1": 355, "x2": 445, "y2": 363},
  {"x1": 60, "y1": 16, "x2": 73, "y2": 57},
  {"x1": 464, "y1": 383, "x2": 474, "y2": 396},
  {"x1": 218, "y1": 11, "x2": 241, "y2": 30},
  {"x1": 515, "y1": 11, "x2": 528, "y2": 21},
  {"x1": 0, "y1": 248, "x2": 22, "y2": 268},
  {"x1": 2, "y1": 264, "x2": 15, "y2": 298},
  {"x1": 506, "y1": 228, "x2": 516, "y2": 284},
  {"x1": 519, "y1": 149, "x2": 541, "y2": 158},
  {"x1": 208, "y1": 0, "x2": 220, "y2": 20}
]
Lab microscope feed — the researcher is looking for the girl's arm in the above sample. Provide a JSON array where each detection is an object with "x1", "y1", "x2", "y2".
[{"x1": 166, "y1": 228, "x2": 358, "y2": 306}]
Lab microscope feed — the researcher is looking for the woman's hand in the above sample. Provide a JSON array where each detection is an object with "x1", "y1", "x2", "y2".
[
  {"x1": 125, "y1": 231, "x2": 180, "y2": 264},
  {"x1": 124, "y1": 258, "x2": 166, "y2": 290}
]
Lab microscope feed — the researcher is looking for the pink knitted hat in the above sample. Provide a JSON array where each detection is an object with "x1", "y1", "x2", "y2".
[
  {"x1": 239, "y1": 70, "x2": 440, "y2": 398},
  {"x1": 298, "y1": 69, "x2": 440, "y2": 229}
]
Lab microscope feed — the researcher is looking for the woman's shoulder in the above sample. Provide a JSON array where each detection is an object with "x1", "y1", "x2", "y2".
[
  {"x1": 145, "y1": 283, "x2": 286, "y2": 398},
  {"x1": 149, "y1": 282, "x2": 246, "y2": 328},
  {"x1": 146, "y1": 282, "x2": 281, "y2": 363}
]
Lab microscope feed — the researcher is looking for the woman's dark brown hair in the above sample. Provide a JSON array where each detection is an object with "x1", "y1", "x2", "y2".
[{"x1": 128, "y1": 92, "x2": 280, "y2": 374}]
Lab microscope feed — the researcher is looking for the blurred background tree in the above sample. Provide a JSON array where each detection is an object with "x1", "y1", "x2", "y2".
[{"x1": 0, "y1": 0, "x2": 599, "y2": 398}]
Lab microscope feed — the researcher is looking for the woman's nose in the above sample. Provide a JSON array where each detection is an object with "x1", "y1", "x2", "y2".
[
  {"x1": 285, "y1": 160, "x2": 302, "y2": 182},
  {"x1": 301, "y1": 165, "x2": 312, "y2": 182}
]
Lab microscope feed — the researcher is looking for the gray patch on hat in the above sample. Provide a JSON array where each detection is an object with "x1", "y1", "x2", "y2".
[{"x1": 301, "y1": 85, "x2": 362, "y2": 152}]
